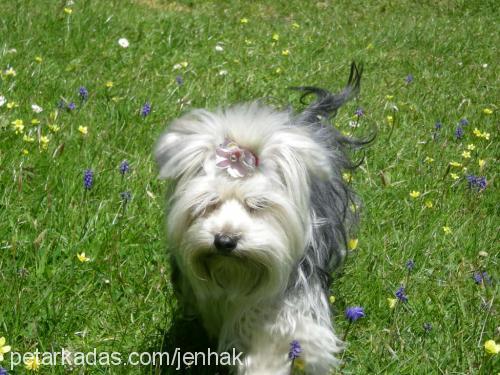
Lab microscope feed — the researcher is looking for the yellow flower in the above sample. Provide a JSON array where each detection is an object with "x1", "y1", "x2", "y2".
[
  {"x1": 64, "y1": 7, "x2": 72, "y2": 14},
  {"x1": 450, "y1": 173, "x2": 459, "y2": 180},
  {"x1": 40, "y1": 135, "x2": 50, "y2": 149},
  {"x1": 424, "y1": 200, "x2": 433, "y2": 208},
  {"x1": 387, "y1": 298, "x2": 397, "y2": 309},
  {"x1": 6, "y1": 101, "x2": 18, "y2": 109},
  {"x1": 25, "y1": 356, "x2": 40, "y2": 371},
  {"x1": 482, "y1": 132, "x2": 490, "y2": 140},
  {"x1": 466, "y1": 144, "x2": 475, "y2": 151},
  {"x1": 342, "y1": 172, "x2": 352, "y2": 183},
  {"x1": 281, "y1": 49, "x2": 289, "y2": 56},
  {"x1": 244, "y1": 38, "x2": 253, "y2": 45},
  {"x1": 449, "y1": 161, "x2": 462, "y2": 167},
  {"x1": 105, "y1": 81, "x2": 113, "y2": 88},
  {"x1": 442, "y1": 226, "x2": 452, "y2": 235},
  {"x1": 77, "y1": 252, "x2": 90, "y2": 262},
  {"x1": 366, "y1": 43, "x2": 374, "y2": 49},
  {"x1": 473, "y1": 128, "x2": 481, "y2": 137},
  {"x1": 22, "y1": 149, "x2": 29, "y2": 155},
  {"x1": 424, "y1": 156, "x2": 434, "y2": 163},
  {"x1": 409, "y1": 191, "x2": 421, "y2": 199},
  {"x1": 385, "y1": 95, "x2": 394, "y2": 100},
  {"x1": 329, "y1": 295, "x2": 336, "y2": 304},
  {"x1": 35, "y1": 56, "x2": 43, "y2": 63},
  {"x1": 292, "y1": 22, "x2": 300, "y2": 29},
  {"x1": 461, "y1": 151, "x2": 471, "y2": 159},
  {"x1": 386, "y1": 115, "x2": 394, "y2": 124},
  {"x1": 272, "y1": 33, "x2": 279, "y2": 41},
  {"x1": 12, "y1": 119, "x2": 24, "y2": 134},
  {"x1": 48, "y1": 124, "x2": 60, "y2": 133},
  {"x1": 23, "y1": 135, "x2": 35, "y2": 143},
  {"x1": 78, "y1": 126, "x2": 88, "y2": 135},
  {"x1": 478, "y1": 159, "x2": 485, "y2": 170},
  {"x1": 482, "y1": 108, "x2": 493, "y2": 115},
  {"x1": 275, "y1": 67, "x2": 282, "y2": 74},
  {"x1": 31, "y1": 118, "x2": 40, "y2": 125},
  {"x1": 484, "y1": 340, "x2": 500, "y2": 355},
  {"x1": 5, "y1": 67, "x2": 16, "y2": 76},
  {"x1": 347, "y1": 238, "x2": 358, "y2": 251},
  {"x1": 472, "y1": 128, "x2": 490, "y2": 140},
  {"x1": 0, "y1": 336, "x2": 12, "y2": 361},
  {"x1": 240, "y1": 18, "x2": 248, "y2": 24}
]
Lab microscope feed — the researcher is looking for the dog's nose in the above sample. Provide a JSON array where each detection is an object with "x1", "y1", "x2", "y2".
[{"x1": 214, "y1": 234, "x2": 238, "y2": 253}]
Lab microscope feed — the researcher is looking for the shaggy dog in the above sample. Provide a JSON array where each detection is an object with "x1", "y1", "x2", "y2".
[{"x1": 155, "y1": 63, "x2": 366, "y2": 374}]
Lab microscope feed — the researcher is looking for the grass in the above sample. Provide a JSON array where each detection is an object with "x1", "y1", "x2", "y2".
[{"x1": 0, "y1": 0, "x2": 498, "y2": 373}]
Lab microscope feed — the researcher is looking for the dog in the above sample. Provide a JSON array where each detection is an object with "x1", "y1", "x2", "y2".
[{"x1": 155, "y1": 63, "x2": 366, "y2": 374}]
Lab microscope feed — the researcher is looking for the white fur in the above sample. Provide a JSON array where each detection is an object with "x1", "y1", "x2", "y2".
[{"x1": 155, "y1": 103, "x2": 343, "y2": 374}]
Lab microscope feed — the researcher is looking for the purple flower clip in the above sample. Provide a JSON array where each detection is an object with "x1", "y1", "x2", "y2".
[{"x1": 215, "y1": 139, "x2": 259, "y2": 178}]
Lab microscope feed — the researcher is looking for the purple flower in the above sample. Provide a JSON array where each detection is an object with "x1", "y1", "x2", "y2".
[
  {"x1": 120, "y1": 191, "x2": 132, "y2": 203},
  {"x1": 454, "y1": 126, "x2": 464, "y2": 139},
  {"x1": 0, "y1": 366, "x2": 8, "y2": 375},
  {"x1": 79, "y1": 86, "x2": 88, "y2": 101},
  {"x1": 355, "y1": 108, "x2": 364, "y2": 117},
  {"x1": 119, "y1": 160, "x2": 130, "y2": 175},
  {"x1": 423, "y1": 322, "x2": 432, "y2": 333},
  {"x1": 67, "y1": 102, "x2": 76, "y2": 111},
  {"x1": 406, "y1": 259, "x2": 415, "y2": 271},
  {"x1": 459, "y1": 118, "x2": 469, "y2": 126},
  {"x1": 288, "y1": 340, "x2": 302, "y2": 360},
  {"x1": 405, "y1": 74, "x2": 414, "y2": 84},
  {"x1": 141, "y1": 102, "x2": 151, "y2": 117},
  {"x1": 83, "y1": 169, "x2": 94, "y2": 190},
  {"x1": 472, "y1": 271, "x2": 491, "y2": 285},
  {"x1": 466, "y1": 175, "x2": 487, "y2": 191},
  {"x1": 434, "y1": 121, "x2": 442, "y2": 130},
  {"x1": 175, "y1": 75, "x2": 184, "y2": 86},
  {"x1": 215, "y1": 139, "x2": 258, "y2": 178},
  {"x1": 395, "y1": 286, "x2": 408, "y2": 303},
  {"x1": 345, "y1": 306, "x2": 365, "y2": 322}
]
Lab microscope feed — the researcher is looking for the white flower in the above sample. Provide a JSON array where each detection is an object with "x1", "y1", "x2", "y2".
[
  {"x1": 31, "y1": 104, "x2": 43, "y2": 113},
  {"x1": 118, "y1": 38, "x2": 129, "y2": 48},
  {"x1": 0, "y1": 95, "x2": 6, "y2": 107},
  {"x1": 215, "y1": 44, "x2": 224, "y2": 52},
  {"x1": 218, "y1": 69, "x2": 228, "y2": 76}
]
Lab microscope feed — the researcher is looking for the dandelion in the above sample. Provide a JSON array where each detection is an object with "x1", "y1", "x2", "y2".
[
  {"x1": 119, "y1": 160, "x2": 130, "y2": 175},
  {"x1": 118, "y1": 38, "x2": 129, "y2": 48},
  {"x1": 409, "y1": 191, "x2": 420, "y2": 199},
  {"x1": 405, "y1": 74, "x2": 414, "y2": 84},
  {"x1": 83, "y1": 169, "x2": 93, "y2": 190},
  {"x1": 77, "y1": 252, "x2": 90, "y2": 262},
  {"x1": 442, "y1": 226, "x2": 452, "y2": 235},
  {"x1": 240, "y1": 18, "x2": 248, "y2": 24},
  {"x1": 281, "y1": 49, "x2": 289, "y2": 56},
  {"x1": 424, "y1": 200, "x2": 433, "y2": 208},
  {"x1": 35, "y1": 56, "x2": 43, "y2": 63},
  {"x1": 454, "y1": 126, "x2": 464, "y2": 139},
  {"x1": 484, "y1": 340, "x2": 500, "y2": 355},
  {"x1": 0, "y1": 96, "x2": 5, "y2": 107},
  {"x1": 0, "y1": 337, "x2": 11, "y2": 361},
  {"x1": 63, "y1": 7, "x2": 72, "y2": 14},
  {"x1": 478, "y1": 159, "x2": 485, "y2": 170},
  {"x1": 406, "y1": 259, "x2": 415, "y2": 271},
  {"x1": 12, "y1": 119, "x2": 24, "y2": 134},
  {"x1": 347, "y1": 238, "x2": 358, "y2": 251},
  {"x1": 141, "y1": 102, "x2": 151, "y2": 117},
  {"x1": 175, "y1": 75, "x2": 184, "y2": 86},
  {"x1": 345, "y1": 306, "x2": 365, "y2": 322},
  {"x1": 461, "y1": 151, "x2": 471, "y2": 159},
  {"x1": 424, "y1": 156, "x2": 434, "y2": 163},
  {"x1": 4, "y1": 67, "x2": 16, "y2": 76},
  {"x1": 78, "y1": 126, "x2": 88, "y2": 135},
  {"x1": 105, "y1": 81, "x2": 113, "y2": 88},
  {"x1": 482, "y1": 108, "x2": 493, "y2": 115},
  {"x1": 79, "y1": 86, "x2": 88, "y2": 101},
  {"x1": 387, "y1": 298, "x2": 397, "y2": 309},
  {"x1": 395, "y1": 286, "x2": 408, "y2": 303},
  {"x1": 288, "y1": 340, "x2": 302, "y2": 360}
]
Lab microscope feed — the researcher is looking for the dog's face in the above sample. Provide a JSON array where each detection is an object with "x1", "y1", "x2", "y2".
[{"x1": 155, "y1": 103, "x2": 334, "y2": 298}]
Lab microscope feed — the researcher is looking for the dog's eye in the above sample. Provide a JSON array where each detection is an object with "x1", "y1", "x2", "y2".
[
  {"x1": 192, "y1": 198, "x2": 220, "y2": 218},
  {"x1": 245, "y1": 198, "x2": 271, "y2": 212}
]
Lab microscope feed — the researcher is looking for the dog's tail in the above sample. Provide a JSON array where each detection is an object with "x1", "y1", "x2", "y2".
[{"x1": 291, "y1": 62, "x2": 363, "y2": 124}]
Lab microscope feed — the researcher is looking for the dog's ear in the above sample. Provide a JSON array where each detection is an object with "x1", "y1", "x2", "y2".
[{"x1": 154, "y1": 110, "x2": 216, "y2": 180}]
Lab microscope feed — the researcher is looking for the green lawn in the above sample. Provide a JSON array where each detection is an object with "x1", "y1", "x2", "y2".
[{"x1": 0, "y1": 0, "x2": 498, "y2": 374}]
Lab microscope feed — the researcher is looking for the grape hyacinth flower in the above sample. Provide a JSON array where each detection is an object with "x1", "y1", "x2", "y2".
[
  {"x1": 395, "y1": 286, "x2": 408, "y2": 303},
  {"x1": 0, "y1": 366, "x2": 8, "y2": 375},
  {"x1": 454, "y1": 126, "x2": 464, "y2": 139},
  {"x1": 423, "y1": 322, "x2": 432, "y2": 333},
  {"x1": 406, "y1": 259, "x2": 415, "y2": 271},
  {"x1": 120, "y1": 191, "x2": 132, "y2": 203},
  {"x1": 345, "y1": 306, "x2": 365, "y2": 322},
  {"x1": 459, "y1": 118, "x2": 469, "y2": 126},
  {"x1": 175, "y1": 75, "x2": 184, "y2": 86},
  {"x1": 466, "y1": 175, "x2": 487, "y2": 191},
  {"x1": 435, "y1": 121, "x2": 442, "y2": 130},
  {"x1": 67, "y1": 102, "x2": 76, "y2": 111},
  {"x1": 355, "y1": 108, "x2": 364, "y2": 117},
  {"x1": 288, "y1": 340, "x2": 302, "y2": 360},
  {"x1": 119, "y1": 160, "x2": 130, "y2": 175},
  {"x1": 405, "y1": 74, "x2": 414, "y2": 84},
  {"x1": 141, "y1": 102, "x2": 151, "y2": 117},
  {"x1": 79, "y1": 86, "x2": 89, "y2": 101},
  {"x1": 472, "y1": 271, "x2": 491, "y2": 285},
  {"x1": 83, "y1": 169, "x2": 94, "y2": 190}
]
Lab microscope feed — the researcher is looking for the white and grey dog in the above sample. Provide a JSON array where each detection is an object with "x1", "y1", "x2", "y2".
[{"x1": 155, "y1": 63, "x2": 365, "y2": 374}]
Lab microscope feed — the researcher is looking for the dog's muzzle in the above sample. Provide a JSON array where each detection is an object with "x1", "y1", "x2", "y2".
[{"x1": 214, "y1": 233, "x2": 238, "y2": 253}]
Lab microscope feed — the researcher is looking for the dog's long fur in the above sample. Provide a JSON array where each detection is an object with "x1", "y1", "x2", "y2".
[{"x1": 155, "y1": 63, "x2": 365, "y2": 374}]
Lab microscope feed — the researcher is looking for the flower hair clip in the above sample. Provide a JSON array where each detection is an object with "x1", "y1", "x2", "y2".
[{"x1": 215, "y1": 139, "x2": 259, "y2": 178}]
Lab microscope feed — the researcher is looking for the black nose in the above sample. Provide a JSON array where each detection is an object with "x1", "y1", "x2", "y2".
[{"x1": 214, "y1": 234, "x2": 238, "y2": 253}]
